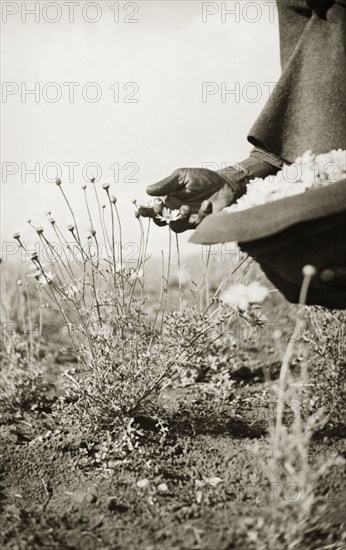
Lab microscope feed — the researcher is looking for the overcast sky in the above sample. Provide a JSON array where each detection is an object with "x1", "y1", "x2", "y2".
[{"x1": 1, "y1": 0, "x2": 280, "y2": 260}]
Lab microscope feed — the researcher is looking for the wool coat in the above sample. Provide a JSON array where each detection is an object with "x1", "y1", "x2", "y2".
[{"x1": 248, "y1": 0, "x2": 346, "y2": 162}]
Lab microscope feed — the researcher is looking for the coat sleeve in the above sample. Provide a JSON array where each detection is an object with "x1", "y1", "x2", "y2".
[{"x1": 247, "y1": 0, "x2": 346, "y2": 162}]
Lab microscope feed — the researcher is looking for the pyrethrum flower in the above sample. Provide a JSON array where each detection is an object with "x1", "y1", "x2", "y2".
[
  {"x1": 156, "y1": 207, "x2": 181, "y2": 225},
  {"x1": 129, "y1": 268, "x2": 144, "y2": 281},
  {"x1": 221, "y1": 281, "x2": 269, "y2": 310},
  {"x1": 225, "y1": 149, "x2": 346, "y2": 212},
  {"x1": 28, "y1": 269, "x2": 55, "y2": 287},
  {"x1": 65, "y1": 284, "x2": 79, "y2": 299}
]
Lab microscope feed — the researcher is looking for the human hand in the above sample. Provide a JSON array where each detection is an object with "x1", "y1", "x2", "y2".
[
  {"x1": 143, "y1": 167, "x2": 238, "y2": 233},
  {"x1": 142, "y1": 151, "x2": 282, "y2": 233}
]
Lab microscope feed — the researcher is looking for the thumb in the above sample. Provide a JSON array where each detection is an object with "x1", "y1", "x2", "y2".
[
  {"x1": 186, "y1": 200, "x2": 212, "y2": 230},
  {"x1": 146, "y1": 169, "x2": 185, "y2": 196},
  {"x1": 197, "y1": 200, "x2": 213, "y2": 223}
]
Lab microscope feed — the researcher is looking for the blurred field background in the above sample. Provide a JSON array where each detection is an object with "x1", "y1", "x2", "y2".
[{"x1": 2, "y1": 0, "x2": 281, "y2": 255}]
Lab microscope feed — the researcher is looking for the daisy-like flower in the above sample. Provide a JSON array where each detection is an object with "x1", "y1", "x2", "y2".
[
  {"x1": 221, "y1": 281, "x2": 269, "y2": 310},
  {"x1": 28, "y1": 269, "x2": 55, "y2": 287},
  {"x1": 225, "y1": 149, "x2": 346, "y2": 212},
  {"x1": 129, "y1": 268, "x2": 144, "y2": 281},
  {"x1": 156, "y1": 207, "x2": 181, "y2": 225},
  {"x1": 65, "y1": 284, "x2": 79, "y2": 299}
]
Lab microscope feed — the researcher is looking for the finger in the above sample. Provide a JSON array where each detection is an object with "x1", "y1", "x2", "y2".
[
  {"x1": 179, "y1": 204, "x2": 191, "y2": 221},
  {"x1": 152, "y1": 198, "x2": 164, "y2": 215},
  {"x1": 146, "y1": 170, "x2": 185, "y2": 197},
  {"x1": 169, "y1": 202, "x2": 213, "y2": 233},
  {"x1": 137, "y1": 205, "x2": 154, "y2": 218},
  {"x1": 168, "y1": 207, "x2": 194, "y2": 233},
  {"x1": 169, "y1": 218, "x2": 196, "y2": 233},
  {"x1": 152, "y1": 217, "x2": 169, "y2": 228},
  {"x1": 138, "y1": 205, "x2": 166, "y2": 226},
  {"x1": 320, "y1": 267, "x2": 346, "y2": 287},
  {"x1": 163, "y1": 205, "x2": 190, "y2": 233},
  {"x1": 197, "y1": 200, "x2": 213, "y2": 223}
]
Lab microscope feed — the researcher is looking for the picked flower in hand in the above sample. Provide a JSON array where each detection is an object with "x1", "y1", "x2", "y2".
[{"x1": 155, "y1": 207, "x2": 181, "y2": 225}]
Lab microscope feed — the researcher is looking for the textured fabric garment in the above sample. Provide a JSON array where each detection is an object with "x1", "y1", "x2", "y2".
[
  {"x1": 240, "y1": 211, "x2": 346, "y2": 308},
  {"x1": 248, "y1": 0, "x2": 346, "y2": 162}
]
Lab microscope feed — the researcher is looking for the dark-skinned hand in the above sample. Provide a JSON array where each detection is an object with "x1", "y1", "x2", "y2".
[{"x1": 140, "y1": 167, "x2": 238, "y2": 233}]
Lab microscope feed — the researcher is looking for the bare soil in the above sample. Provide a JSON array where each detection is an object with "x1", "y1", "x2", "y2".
[{"x1": 1, "y1": 356, "x2": 345, "y2": 550}]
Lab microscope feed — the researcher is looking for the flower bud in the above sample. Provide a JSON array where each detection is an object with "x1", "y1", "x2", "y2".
[
  {"x1": 36, "y1": 226, "x2": 44, "y2": 235},
  {"x1": 102, "y1": 183, "x2": 110, "y2": 191},
  {"x1": 110, "y1": 195, "x2": 117, "y2": 204},
  {"x1": 56, "y1": 178, "x2": 62, "y2": 186},
  {"x1": 13, "y1": 232, "x2": 21, "y2": 240},
  {"x1": 67, "y1": 224, "x2": 75, "y2": 232},
  {"x1": 302, "y1": 265, "x2": 317, "y2": 278}
]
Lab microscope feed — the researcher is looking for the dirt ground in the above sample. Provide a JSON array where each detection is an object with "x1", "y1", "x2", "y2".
[{"x1": 1, "y1": 353, "x2": 345, "y2": 550}]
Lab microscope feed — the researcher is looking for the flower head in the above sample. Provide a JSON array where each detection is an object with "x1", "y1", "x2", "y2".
[
  {"x1": 221, "y1": 281, "x2": 269, "y2": 310},
  {"x1": 65, "y1": 284, "x2": 79, "y2": 299},
  {"x1": 56, "y1": 178, "x2": 62, "y2": 186},
  {"x1": 302, "y1": 265, "x2": 317, "y2": 278},
  {"x1": 28, "y1": 269, "x2": 55, "y2": 287},
  {"x1": 156, "y1": 207, "x2": 181, "y2": 225}
]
